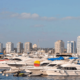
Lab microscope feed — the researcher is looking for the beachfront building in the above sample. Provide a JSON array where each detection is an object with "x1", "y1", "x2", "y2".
[
  {"x1": 6, "y1": 42, "x2": 14, "y2": 53},
  {"x1": 55, "y1": 40, "x2": 64, "y2": 54},
  {"x1": 17, "y1": 42, "x2": 23, "y2": 53},
  {"x1": 77, "y1": 36, "x2": 80, "y2": 54},
  {"x1": 67, "y1": 41, "x2": 76, "y2": 53},
  {"x1": 24, "y1": 42, "x2": 32, "y2": 53},
  {"x1": 0, "y1": 43, "x2": 3, "y2": 53}
]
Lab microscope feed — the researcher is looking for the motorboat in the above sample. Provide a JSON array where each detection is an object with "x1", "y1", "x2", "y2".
[{"x1": 24, "y1": 58, "x2": 80, "y2": 76}]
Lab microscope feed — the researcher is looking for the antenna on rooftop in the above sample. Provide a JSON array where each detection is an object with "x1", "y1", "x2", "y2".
[{"x1": 38, "y1": 39, "x2": 39, "y2": 49}]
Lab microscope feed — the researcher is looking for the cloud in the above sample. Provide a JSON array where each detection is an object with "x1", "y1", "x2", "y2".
[
  {"x1": 0, "y1": 11, "x2": 80, "y2": 21},
  {"x1": 62, "y1": 16, "x2": 73, "y2": 20},
  {"x1": 62, "y1": 16, "x2": 80, "y2": 20},
  {"x1": 10, "y1": 13, "x2": 39, "y2": 19},
  {"x1": 10, "y1": 13, "x2": 19, "y2": 17},
  {"x1": 0, "y1": 11, "x2": 10, "y2": 15},
  {"x1": 41, "y1": 17, "x2": 57, "y2": 21},
  {"x1": 20, "y1": 13, "x2": 31, "y2": 19},
  {"x1": 32, "y1": 13, "x2": 39, "y2": 18},
  {"x1": 0, "y1": 11, "x2": 57, "y2": 21},
  {"x1": 10, "y1": 13, "x2": 56, "y2": 21}
]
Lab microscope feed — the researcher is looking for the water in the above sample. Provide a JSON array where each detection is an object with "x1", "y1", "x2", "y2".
[{"x1": 0, "y1": 74, "x2": 80, "y2": 80}]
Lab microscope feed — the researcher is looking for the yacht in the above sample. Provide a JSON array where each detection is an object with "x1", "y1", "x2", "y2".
[
  {"x1": 24, "y1": 59, "x2": 80, "y2": 76},
  {"x1": 41, "y1": 63, "x2": 80, "y2": 76}
]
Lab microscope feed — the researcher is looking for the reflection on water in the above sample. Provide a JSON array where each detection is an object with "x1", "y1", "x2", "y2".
[
  {"x1": 0, "y1": 74, "x2": 80, "y2": 80},
  {"x1": 44, "y1": 76, "x2": 80, "y2": 80}
]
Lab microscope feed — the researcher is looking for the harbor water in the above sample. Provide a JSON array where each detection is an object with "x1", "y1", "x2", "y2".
[{"x1": 1, "y1": 74, "x2": 80, "y2": 80}]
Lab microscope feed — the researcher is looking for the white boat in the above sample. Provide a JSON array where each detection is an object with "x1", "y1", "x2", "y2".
[
  {"x1": 42, "y1": 63, "x2": 80, "y2": 76},
  {"x1": 24, "y1": 59, "x2": 80, "y2": 76}
]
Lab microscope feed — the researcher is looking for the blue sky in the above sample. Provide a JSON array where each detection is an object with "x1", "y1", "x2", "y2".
[{"x1": 0, "y1": 0, "x2": 80, "y2": 48}]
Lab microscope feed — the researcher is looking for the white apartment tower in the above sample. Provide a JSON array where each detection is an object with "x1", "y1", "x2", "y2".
[
  {"x1": 17, "y1": 42, "x2": 23, "y2": 53},
  {"x1": 77, "y1": 36, "x2": 80, "y2": 53},
  {"x1": 55, "y1": 40, "x2": 64, "y2": 54},
  {"x1": 24, "y1": 42, "x2": 32, "y2": 53},
  {"x1": 0, "y1": 43, "x2": 3, "y2": 53},
  {"x1": 67, "y1": 41, "x2": 76, "y2": 53},
  {"x1": 6, "y1": 42, "x2": 14, "y2": 53}
]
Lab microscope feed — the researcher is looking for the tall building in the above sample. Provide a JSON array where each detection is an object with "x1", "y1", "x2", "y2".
[
  {"x1": 24, "y1": 42, "x2": 32, "y2": 52},
  {"x1": 32, "y1": 44, "x2": 37, "y2": 49},
  {"x1": 6, "y1": 42, "x2": 14, "y2": 53},
  {"x1": 0, "y1": 43, "x2": 3, "y2": 53},
  {"x1": 17, "y1": 42, "x2": 23, "y2": 53},
  {"x1": 55, "y1": 40, "x2": 64, "y2": 54},
  {"x1": 77, "y1": 36, "x2": 80, "y2": 53},
  {"x1": 67, "y1": 41, "x2": 76, "y2": 53}
]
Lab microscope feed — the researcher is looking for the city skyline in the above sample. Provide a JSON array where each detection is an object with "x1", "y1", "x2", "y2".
[
  {"x1": 0, "y1": 0, "x2": 80, "y2": 47},
  {"x1": 0, "y1": 36, "x2": 79, "y2": 48},
  {"x1": 0, "y1": 36, "x2": 80, "y2": 54}
]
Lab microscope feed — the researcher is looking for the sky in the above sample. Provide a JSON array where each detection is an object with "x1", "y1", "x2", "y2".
[{"x1": 0, "y1": 0, "x2": 80, "y2": 48}]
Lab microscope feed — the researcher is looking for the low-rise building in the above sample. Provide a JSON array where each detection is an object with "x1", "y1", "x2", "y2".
[{"x1": 33, "y1": 44, "x2": 37, "y2": 49}]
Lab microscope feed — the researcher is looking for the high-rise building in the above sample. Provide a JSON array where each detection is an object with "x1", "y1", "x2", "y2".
[
  {"x1": 6, "y1": 42, "x2": 14, "y2": 53},
  {"x1": 77, "y1": 36, "x2": 80, "y2": 53},
  {"x1": 24, "y1": 42, "x2": 32, "y2": 52},
  {"x1": 0, "y1": 43, "x2": 3, "y2": 53},
  {"x1": 32, "y1": 44, "x2": 37, "y2": 49},
  {"x1": 67, "y1": 41, "x2": 76, "y2": 53},
  {"x1": 17, "y1": 42, "x2": 23, "y2": 53},
  {"x1": 55, "y1": 40, "x2": 64, "y2": 54}
]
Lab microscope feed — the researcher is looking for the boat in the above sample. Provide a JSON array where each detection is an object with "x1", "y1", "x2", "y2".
[{"x1": 24, "y1": 58, "x2": 80, "y2": 76}]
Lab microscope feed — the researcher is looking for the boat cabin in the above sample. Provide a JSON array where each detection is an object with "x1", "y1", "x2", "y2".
[
  {"x1": 57, "y1": 66, "x2": 77, "y2": 70},
  {"x1": 57, "y1": 64, "x2": 78, "y2": 70}
]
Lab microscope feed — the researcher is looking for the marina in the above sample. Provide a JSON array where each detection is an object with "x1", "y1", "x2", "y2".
[
  {"x1": 1, "y1": 0, "x2": 80, "y2": 79},
  {"x1": 0, "y1": 53, "x2": 80, "y2": 78}
]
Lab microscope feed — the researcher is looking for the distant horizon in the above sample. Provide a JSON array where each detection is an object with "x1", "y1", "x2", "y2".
[{"x1": 0, "y1": 39, "x2": 78, "y2": 49}]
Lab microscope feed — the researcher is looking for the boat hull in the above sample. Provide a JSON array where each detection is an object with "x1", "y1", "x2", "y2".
[{"x1": 42, "y1": 70, "x2": 80, "y2": 76}]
